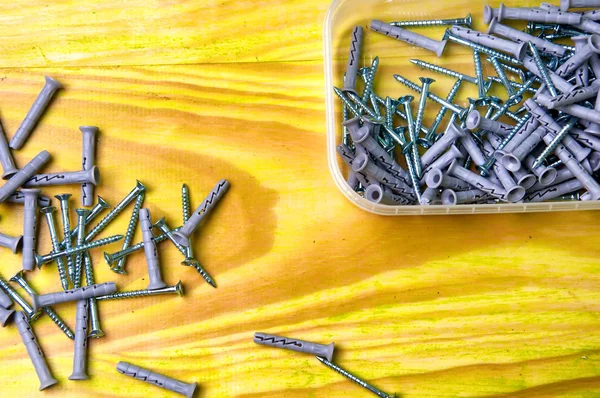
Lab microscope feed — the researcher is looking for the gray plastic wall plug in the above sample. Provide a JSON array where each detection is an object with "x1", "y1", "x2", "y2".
[
  {"x1": 343, "y1": 27, "x2": 363, "y2": 94},
  {"x1": 116, "y1": 361, "x2": 197, "y2": 398},
  {"x1": 21, "y1": 189, "x2": 40, "y2": 271},
  {"x1": 80, "y1": 126, "x2": 98, "y2": 206},
  {"x1": 31, "y1": 282, "x2": 116, "y2": 311},
  {"x1": 421, "y1": 122, "x2": 467, "y2": 167},
  {"x1": 0, "y1": 231, "x2": 22, "y2": 254},
  {"x1": 0, "y1": 151, "x2": 50, "y2": 203},
  {"x1": 254, "y1": 332, "x2": 334, "y2": 361},
  {"x1": 69, "y1": 299, "x2": 89, "y2": 380},
  {"x1": 139, "y1": 208, "x2": 167, "y2": 290},
  {"x1": 370, "y1": 20, "x2": 447, "y2": 57},
  {"x1": 487, "y1": 18, "x2": 566, "y2": 57},
  {"x1": 450, "y1": 25, "x2": 526, "y2": 59}
]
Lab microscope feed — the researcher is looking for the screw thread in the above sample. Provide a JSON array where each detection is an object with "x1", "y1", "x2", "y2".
[
  {"x1": 488, "y1": 57, "x2": 516, "y2": 97},
  {"x1": 43, "y1": 307, "x2": 75, "y2": 340},
  {"x1": 96, "y1": 284, "x2": 180, "y2": 301},
  {"x1": 114, "y1": 192, "x2": 145, "y2": 273},
  {"x1": 0, "y1": 276, "x2": 35, "y2": 318},
  {"x1": 43, "y1": 213, "x2": 69, "y2": 290},
  {"x1": 412, "y1": 59, "x2": 476, "y2": 84},
  {"x1": 528, "y1": 42, "x2": 558, "y2": 97},
  {"x1": 425, "y1": 79, "x2": 463, "y2": 141},
  {"x1": 181, "y1": 184, "x2": 191, "y2": 223},
  {"x1": 316, "y1": 356, "x2": 394, "y2": 398},
  {"x1": 361, "y1": 57, "x2": 379, "y2": 105},
  {"x1": 184, "y1": 260, "x2": 216, "y2": 288},
  {"x1": 534, "y1": 117, "x2": 578, "y2": 168}
]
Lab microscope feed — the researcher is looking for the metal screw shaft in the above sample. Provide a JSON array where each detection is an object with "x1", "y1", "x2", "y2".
[
  {"x1": 316, "y1": 356, "x2": 395, "y2": 398},
  {"x1": 347, "y1": 91, "x2": 382, "y2": 121},
  {"x1": 488, "y1": 56, "x2": 516, "y2": 97},
  {"x1": 404, "y1": 151, "x2": 423, "y2": 204},
  {"x1": 374, "y1": 95, "x2": 428, "y2": 138},
  {"x1": 55, "y1": 194, "x2": 75, "y2": 282},
  {"x1": 490, "y1": 78, "x2": 536, "y2": 121},
  {"x1": 400, "y1": 96, "x2": 422, "y2": 179},
  {"x1": 181, "y1": 184, "x2": 196, "y2": 263},
  {"x1": 527, "y1": 41, "x2": 558, "y2": 97},
  {"x1": 444, "y1": 31, "x2": 523, "y2": 66},
  {"x1": 10, "y1": 271, "x2": 74, "y2": 340},
  {"x1": 391, "y1": 13, "x2": 471, "y2": 28},
  {"x1": 85, "y1": 181, "x2": 145, "y2": 242},
  {"x1": 487, "y1": 77, "x2": 538, "y2": 94},
  {"x1": 393, "y1": 74, "x2": 467, "y2": 119},
  {"x1": 73, "y1": 209, "x2": 91, "y2": 289},
  {"x1": 37, "y1": 234, "x2": 124, "y2": 266},
  {"x1": 498, "y1": 62, "x2": 528, "y2": 82},
  {"x1": 472, "y1": 50, "x2": 486, "y2": 98},
  {"x1": 414, "y1": 78, "x2": 435, "y2": 175},
  {"x1": 410, "y1": 59, "x2": 477, "y2": 85},
  {"x1": 111, "y1": 192, "x2": 145, "y2": 275},
  {"x1": 334, "y1": 87, "x2": 363, "y2": 118},
  {"x1": 95, "y1": 281, "x2": 183, "y2": 301},
  {"x1": 40, "y1": 207, "x2": 70, "y2": 290},
  {"x1": 424, "y1": 79, "x2": 463, "y2": 145},
  {"x1": 0, "y1": 275, "x2": 40, "y2": 321},
  {"x1": 104, "y1": 226, "x2": 181, "y2": 266},
  {"x1": 534, "y1": 117, "x2": 579, "y2": 168},
  {"x1": 361, "y1": 57, "x2": 379, "y2": 106}
]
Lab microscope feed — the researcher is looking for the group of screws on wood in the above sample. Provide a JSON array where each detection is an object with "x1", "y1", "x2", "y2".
[
  {"x1": 254, "y1": 332, "x2": 395, "y2": 398},
  {"x1": 336, "y1": 1, "x2": 600, "y2": 206},
  {"x1": 0, "y1": 76, "x2": 229, "y2": 393}
]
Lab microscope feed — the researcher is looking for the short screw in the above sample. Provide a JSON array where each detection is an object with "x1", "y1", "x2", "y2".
[
  {"x1": 95, "y1": 281, "x2": 183, "y2": 301},
  {"x1": 410, "y1": 59, "x2": 477, "y2": 84},
  {"x1": 36, "y1": 235, "x2": 124, "y2": 267},
  {"x1": 40, "y1": 206, "x2": 70, "y2": 290},
  {"x1": 111, "y1": 192, "x2": 145, "y2": 275},
  {"x1": 316, "y1": 356, "x2": 395, "y2": 398},
  {"x1": 527, "y1": 41, "x2": 558, "y2": 97},
  {"x1": 444, "y1": 30, "x2": 523, "y2": 66},
  {"x1": 391, "y1": 13, "x2": 471, "y2": 28},
  {"x1": 0, "y1": 275, "x2": 41, "y2": 321},
  {"x1": 85, "y1": 181, "x2": 146, "y2": 242},
  {"x1": 10, "y1": 271, "x2": 74, "y2": 340},
  {"x1": 55, "y1": 193, "x2": 75, "y2": 279},
  {"x1": 393, "y1": 74, "x2": 468, "y2": 120},
  {"x1": 73, "y1": 208, "x2": 92, "y2": 289}
]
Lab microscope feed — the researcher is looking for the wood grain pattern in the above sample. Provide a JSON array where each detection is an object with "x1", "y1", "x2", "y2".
[{"x1": 0, "y1": 0, "x2": 599, "y2": 397}]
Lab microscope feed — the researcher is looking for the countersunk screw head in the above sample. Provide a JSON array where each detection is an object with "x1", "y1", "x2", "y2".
[
  {"x1": 398, "y1": 95, "x2": 414, "y2": 104},
  {"x1": 135, "y1": 180, "x2": 147, "y2": 193},
  {"x1": 40, "y1": 206, "x2": 55, "y2": 214},
  {"x1": 419, "y1": 77, "x2": 435, "y2": 85},
  {"x1": 104, "y1": 252, "x2": 115, "y2": 266},
  {"x1": 55, "y1": 193, "x2": 72, "y2": 201},
  {"x1": 442, "y1": 29, "x2": 451, "y2": 41},
  {"x1": 97, "y1": 196, "x2": 110, "y2": 209},
  {"x1": 76, "y1": 208, "x2": 92, "y2": 217},
  {"x1": 9, "y1": 270, "x2": 25, "y2": 283},
  {"x1": 465, "y1": 13, "x2": 472, "y2": 28},
  {"x1": 174, "y1": 281, "x2": 184, "y2": 297}
]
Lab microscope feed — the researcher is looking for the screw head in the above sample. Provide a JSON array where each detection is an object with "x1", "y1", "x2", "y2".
[
  {"x1": 175, "y1": 281, "x2": 184, "y2": 297},
  {"x1": 76, "y1": 208, "x2": 92, "y2": 217},
  {"x1": 97, "y1": 196, "x2": 110, "y2": 210},
  {"x1": 54, "y1": 193, "x2": 72, "y2": 201},
  {"x1": 464, "y1": 13, "x2": 473, "y2": 28},
  {"x1": 398, "y1": 95, "x2": 414, "y2": 104},
  {"x1": 419, "y1": 77, "x2": 435, "y2": 85},
  {"x1": 40, "y1": 206, "x2": 56, "y2": 214},
  {"x1": 9, "y1": 270, "x2": 25, "y2": 283}
]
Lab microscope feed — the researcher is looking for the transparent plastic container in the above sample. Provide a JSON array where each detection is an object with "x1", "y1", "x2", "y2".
[{"x1": 323, "y1": 0, "x2": 600, "y2": 215}]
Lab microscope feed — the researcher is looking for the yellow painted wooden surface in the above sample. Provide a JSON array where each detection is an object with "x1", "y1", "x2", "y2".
[{"x1": 0, "y1": 0, "x2": 598, "y2": 397}]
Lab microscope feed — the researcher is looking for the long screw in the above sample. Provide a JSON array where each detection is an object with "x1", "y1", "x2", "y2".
[
  {"x1": 473, "y1": 50, "x2": 486, "y2": 98},
  {"x1": 36, "y1": 235, "x2": 124, "y2": 266},
  {"x1": 444, "y1": 30, "x2": 523, "y2": 66},
  {"x1": 55, "y1": 194, "x2": 75, "y2": 282},
  {"x1": 533, "y1": 117, "x2": 579, "y2": 168},
  {"x1": 73, "y1": 209, "x2": 91, "y2": 289},
  {"x1": 10, "y1": 271, "x2": 74, "y2": 340},
  {"x1": 410, "y1": 59, "x2": 477, "y2": 84},
  {"x1": 111, "y1": 192, "x2": 145, "y2": 275},
  {"x1": 413, "y1": 77, "x2": 435, "y2": 175},
  {"x1": 527, "y1": 41, "x2": 558, "y2": 97},
  {"x1": 361, "y1": 57, "x2": 379, "y2": 106},
  {"x1": 391, "y1": 14, "x2": 471, "y2": 28},
  {"x1": 40, "y1": 206, "x2": 70, "y2": 290},
  {"x1": 316, "y1": 356, "x2": 395, "y2": 398},
  {"x1": 95, "y1": 281, "x2": 183, "y2": 301},
  {"x1": 85, "y1": 181, "x2": 145, "y2": 242},
  {"x1": 422, "y1": 79, "x2": 463, "y2": 147},
  {"x1": 488, "y1": 56, "x2": 516, "y2": 97},
  {"x1": 334, "y1": 87, "x2": 364, "y2": 118}
]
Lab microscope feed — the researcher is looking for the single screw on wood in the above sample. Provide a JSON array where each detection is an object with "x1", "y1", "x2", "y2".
[
  {"x1": 83, "y1": 253, "x2": 103, "y2": 338},
  {"x1": 36, "y1": 235, "x2": 124, "y2": 267},
  {"x1": 85, "y1": 180, "x2": 146, "y2": 242},
  {"x1": 10, "y1": 271, "x2": 74, "y2": 340},
  {"x1": 391, "y1": 13, "x2": 471, "y2": 28},
  {"x1": 73, "y1": 209, "x2": 91, "y2": 289},
  {"x1": 10, "y1": 76, "x2": 63, "y2": 150},
  {"x1": 254, "y1": 332, "x2": 334, "y2": 361},
  {"x1": 316, "y1": 356, "x2": 395, "y2": 398},
  {"x1": 95, "y1": 281, "x2": 183, "y2": 301},
  {"x1": 40, "y1": 206, "x2": 70, "y2": 290},
  {"x1": 111, "y1": 192, "x2": 144, "y2": 275},
  {"x1": 0, "y1": 275, "x2": 41, "y2": 321}
]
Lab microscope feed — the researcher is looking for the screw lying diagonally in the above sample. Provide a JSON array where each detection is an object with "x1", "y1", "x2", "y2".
[{"x1": 316, "y1": 356, "x2": 396, "y2": 398}]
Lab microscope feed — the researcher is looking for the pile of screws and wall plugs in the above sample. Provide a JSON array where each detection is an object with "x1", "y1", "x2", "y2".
[
  {"x1": 336, "y1": 1, "x2": 600, "y2": 206},
  {"x1": 0, "y1": 76, "x2": 229, "y2": 396}
]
